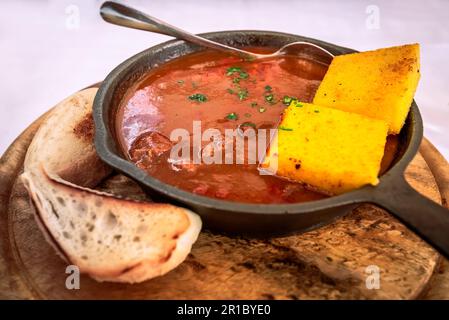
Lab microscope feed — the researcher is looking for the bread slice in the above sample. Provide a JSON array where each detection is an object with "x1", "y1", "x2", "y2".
[
  {"x1": 24, "y1": 88, "x2": 111, "y2": 188},
  {"x1": 21, "y1": 167, "x2": 202, "y2": 283},
  {"x1": 21, "y1": 88, "x2": 202, "y2": 283}
]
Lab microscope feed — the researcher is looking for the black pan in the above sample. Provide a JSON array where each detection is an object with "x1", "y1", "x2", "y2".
[{"x1": 93, "y1": 30, "x2": 449, "y2": 258}]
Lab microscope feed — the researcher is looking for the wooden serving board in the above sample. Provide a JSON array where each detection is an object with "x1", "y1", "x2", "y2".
[{"x1": 1, "y1": 111, "x2": 449, "y2": 299}]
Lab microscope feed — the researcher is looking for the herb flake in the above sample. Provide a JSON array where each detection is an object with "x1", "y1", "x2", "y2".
[
  {"x1": 226, "y1": 66, "x2": 243, "y2": 76},
  {"x1": 282, "y1": 95, "x2": 296, "y2": 106},
  {"x1": 239, "y1": 71, "x2": 249, "y2": 79},
  {"x1": 265, "y1": 93, "x2": 277, "y2": 104},
  {"x1": 226, "y1": 66, "x2": 249, "y2": 84},
  {"x1": 237, "y1": 88, "x2": 249, "y2": 101},
  {"x1": 278, "y1": 126, "x2": 293, "y2": 131},
  {"x1": 226, "y1": 112, "x2": 238, "y2": 121},
  {"x1": 188, "y1": 93, "x2": 208, "y2": 103},
  {"x1": 240, "y1": 121, "x2": 256, "y2": 129}
]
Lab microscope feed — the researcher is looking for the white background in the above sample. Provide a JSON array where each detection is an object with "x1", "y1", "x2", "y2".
[{"x1": 1, "y1": 0, "x2": 448, "y2": 159}]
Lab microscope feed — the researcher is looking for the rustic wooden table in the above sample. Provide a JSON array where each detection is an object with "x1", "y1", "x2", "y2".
[{"x1": 0, "y1": 111, "x2": 448, "y2": 299}]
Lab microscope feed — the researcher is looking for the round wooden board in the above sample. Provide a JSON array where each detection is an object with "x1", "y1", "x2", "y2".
[{"x1": 1, "y1": 112, "x2": 448, "y2": 300}]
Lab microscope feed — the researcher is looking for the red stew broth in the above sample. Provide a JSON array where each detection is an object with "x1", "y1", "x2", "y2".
[{"x1": 117, "y1": 48, "x2": 398, "y2": 204}]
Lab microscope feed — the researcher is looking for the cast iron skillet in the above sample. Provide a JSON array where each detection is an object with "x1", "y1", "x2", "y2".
[{"x1": 93, "y1": 30, "x2": 449, "y2": 258}]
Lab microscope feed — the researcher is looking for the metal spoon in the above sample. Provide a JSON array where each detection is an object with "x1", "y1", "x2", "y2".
[{"x1": 100, "y1": 1, "x2": 334, "y2": 64}]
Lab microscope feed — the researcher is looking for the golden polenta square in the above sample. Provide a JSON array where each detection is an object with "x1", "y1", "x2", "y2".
[
  {"x1": 313, "y1": 44, "x2": 420, "y2": 134},
  {"x1": 260, "y1": 102, "x2": 389, "y2": 195}
]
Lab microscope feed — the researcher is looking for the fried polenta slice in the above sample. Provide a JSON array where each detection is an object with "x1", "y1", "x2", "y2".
[
  {"x1": 313, "y1": 44, "x2": 420, "y2": 134},
  {"x1": 260, "y1": 102, "x2": 388, "y2": 195}
]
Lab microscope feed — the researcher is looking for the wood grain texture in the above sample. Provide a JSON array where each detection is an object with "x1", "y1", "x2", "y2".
[
  {"x1": 419, "y1": 138, "x2": 449, "y2": 299},
  {"x1": 0, "y1": 112, "x2": 51, "y2": 299},
  {"x1": 0, "y1": 116, "x2": 448, "y2": 299}
]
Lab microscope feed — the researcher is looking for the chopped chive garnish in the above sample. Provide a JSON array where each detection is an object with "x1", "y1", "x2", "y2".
[
  {"x1": 282, "y1": 95, "x2": 296, "y2": 106},
  {"x1": 295, "y1": 102, "x2": 304, "y2": 107},
  {"x1": 237, "y1": 88, "x2": 249, "y2": 101},
  {"x1": 264, "y1": 93, "x2": 277, "y2": 104},
  {"x1": 259, "y1": 106, "x2": 267, "y2": 113},
  {"x1": 226, "y1": 112, "x2": 238, "y2": 120},
  {"x1": 264, "y1": 85, "x2": 272, "y2": 92},
  {"x1": 278, "y1": 126, "x2": 293, "y2": 131},
  {"x1": 265, "y1": 94, "x2": 273, "y2": 102},
  {"x1": 250, "y1": 102, "x2": 258, "y2": 107},
  {"x1": 240, "y1": 121, "x2": 256, "y2": 129},
  {"x1": 226, "y1": 66, "x2": 249, "y2": 83},
  {"x1": 188, "y1": 93, "x2": 208, "y2": 103},
  {"x1": 227, "y1": 88, "x2": 235, "y2": 94},
  {"x1": 226, "y1": 66, "x2": 242, "y2": 76},
  {"x1": 239, "y1": 71, "x2": 249, "y2": 79}
]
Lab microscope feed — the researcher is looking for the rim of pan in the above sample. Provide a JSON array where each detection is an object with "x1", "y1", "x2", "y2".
[{"x1": 93, "y1": 30, "x2": 423, "y2": 215}]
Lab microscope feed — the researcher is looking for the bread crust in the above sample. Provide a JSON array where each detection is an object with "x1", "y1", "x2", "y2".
[
  {"x1": 21, "y1": 89, "x2": 202, "y2": 283},
  {"x1": 24, "y1": 88, "x2": 111, "y2": 187}
]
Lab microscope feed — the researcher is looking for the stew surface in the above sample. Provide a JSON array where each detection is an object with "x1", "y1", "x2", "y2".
[{"x1": 117, "y1": 48, "x2": 397, "y2": 204}]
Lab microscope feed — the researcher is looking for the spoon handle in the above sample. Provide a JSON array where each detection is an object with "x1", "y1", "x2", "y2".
[{"x1": 100, "y1": 1, "x2": 257, "y2": 60}]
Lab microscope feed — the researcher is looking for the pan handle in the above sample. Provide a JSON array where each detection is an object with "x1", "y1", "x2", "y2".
[{"x1": 369, "y1": 174, "x2": 449, "y2": 259}]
